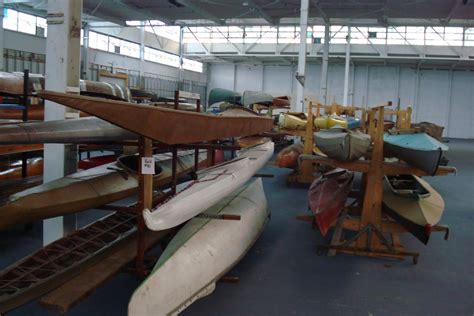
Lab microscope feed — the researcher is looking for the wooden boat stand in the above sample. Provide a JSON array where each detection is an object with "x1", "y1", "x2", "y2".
[
  {"x1": 299, "y1": 106, "x2": 455, "y2": 264},
  {"x1": 286, "y1": 101, "x2": 367, "y2": 185}
]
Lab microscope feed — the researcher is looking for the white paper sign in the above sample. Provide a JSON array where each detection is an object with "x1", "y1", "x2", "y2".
[{"x1": 141, "y1": 157, "x2": 155, "y2": 174}]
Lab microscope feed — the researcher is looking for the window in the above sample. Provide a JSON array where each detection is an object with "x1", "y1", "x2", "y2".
[
  {"x1": 3, "y1": 8, "x2": 47, "y2": 37},
  {"x1": 127, "y1": 20, "x2": 180, "y2": 42},
  {"x1": 144, "y1": 47, "x2": 180, "y2": 68},
  {"x1": 182, "y1": 58, "x2": 203, "y2": 73},
  {"x1": 89, "y1": 31, "x2": 140, "y2": 58}
]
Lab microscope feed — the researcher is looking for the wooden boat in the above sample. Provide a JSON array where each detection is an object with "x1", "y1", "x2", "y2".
[
  {"x1": 242, "y1": 90, "x2": 273, "y2": 106},
  {"x1": 39, "y1": 91, "x2": 273, "y2": 145},
  {"x1": 77, "y1": 155, "x2": 117, "y2": 169},
  {"x1": 276, "y1": 142, "x2": 304, "y2": 168},
  {"x1": 384, "y1": 174, "x2": 431, "y2": 199},
  {"x1": 0, "y1": 117, "x2": 137, "y2": 144},
  {"x1": 278, "y1": 112, "x2": 307, "y2": 130},
  {"x1": 383, "y1": 132, "x2": 448, "y2": 176},
  {"x1": 79, "y1": 80, "x2": 131, "y2": 101},
  {"x1": 0, "y1": 157, "x2": 43, "y2": 180},
  {"x1": 272, "y1": 95, "x2": 290, "y2": 108},
  {"x1": 308, "y1": 169, "x2": 354, "y2": 236},
  {"x1": 152, "y1": 102, "x2": 197, "y2": 111},
  {"x1": 411, "y1": 121, "x2": 444, "y2": 141},
  {"x1": 143, "y1": 142, "x2": 274, "y2": 231},
  {"x1": 383, "y1": 175, "x2": 444, "y2": 244},
  {"x1": 235, "y1": 136, "x2": 271, "y2": 148},
  {"x1": 129, "y1": 178, "x2": 268, "y2": 316},
  {"x1": 0, "y1": 103, "x2": 44, "y2": 120},
  {"x1": 0, "y1": 151, "x2": 204, "y2": 230},
  {"x1": 315, "y1": 128, "x2": 371, "y2": 161},
  {"x1": 0, "y1": 72, "x2": 44, "y2": 96},
  {"x1": 208, "y1": 88, "x2": 240, "y2": 105}
]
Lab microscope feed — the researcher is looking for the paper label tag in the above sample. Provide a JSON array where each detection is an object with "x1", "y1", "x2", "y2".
[{"x1": 141, "y1": 157, "x2": 155, "y2": 174}]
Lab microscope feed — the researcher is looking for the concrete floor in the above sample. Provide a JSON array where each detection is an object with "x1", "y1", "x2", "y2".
[{"x1": 1, "y1": 139, "x2": 473, "y2": 316}]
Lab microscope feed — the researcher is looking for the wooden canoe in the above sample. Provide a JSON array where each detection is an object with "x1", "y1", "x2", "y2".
[
  {"x1": 272, "y1": 96, "x2": 290, "y2": 108},
  {"x1": 0, "y1": 157, "x2": 43, "y2": 180},
  {"x1": 0, "y1": 117, "x2": 137, "y2": 144},
  {"x1": 383, "y1": 132, "x2": 448, "y2": 176},
  {"x1": 0, "y1": 151, "x2": 204, "y2": 230},
  {"x1": 0, "y1": 72, "x2": 44, "y2": 96},
  {"x1": 143, "y1": 142, "x2": 274, "y2": 231},
  {"x1": 0, "y1": 103, "x2": 44, "y2": 120},
  {"x1": 315, "y1": 128, "x2": 372, "y2": 161},
  {"x1": 38, "y1": 91, "x2": 274, "y2": 145},
  {"x1": 382, "y1": 175, "x2": 445, "y2": 244},
  {"x1": 276, "y1": 142, "x2": 304, "y2": 168},
  {"x1": 129, "y1": 178, "x2": 268, "y2": 316},
  {"x1": 308, "y1": 169, "x2": 354, "y2": 236}
]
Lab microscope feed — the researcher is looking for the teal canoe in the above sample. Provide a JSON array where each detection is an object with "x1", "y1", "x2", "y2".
[
  {"x1": 384, "y1": 132, "x2": 448, "y2": 175},
  {"x1": 208, "y1": 88, "x2": 241, "y2": 106}
]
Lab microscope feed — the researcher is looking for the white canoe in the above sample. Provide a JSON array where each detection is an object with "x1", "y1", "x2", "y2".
[
  {"x1": 143, "y1": 141, "x2": 274, "y2": 231},
  {"x1": 129, "y1": 178, "x2": 269, "y2": 316}
]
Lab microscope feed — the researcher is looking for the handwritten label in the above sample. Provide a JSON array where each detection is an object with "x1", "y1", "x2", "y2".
[{"x1": 141, "y1": 157, "x2": 155, "y2": 174}]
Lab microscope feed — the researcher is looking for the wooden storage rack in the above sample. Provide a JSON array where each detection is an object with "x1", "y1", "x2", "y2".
[{"x1": 300, "y1": 106, "x2": 455, "y2": 263}]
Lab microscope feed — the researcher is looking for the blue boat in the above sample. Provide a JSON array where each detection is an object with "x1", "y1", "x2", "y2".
[{"x1": 384, "y1": 132, "x2": 448, "y2": 176}]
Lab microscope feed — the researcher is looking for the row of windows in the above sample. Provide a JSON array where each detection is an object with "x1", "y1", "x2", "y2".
[
  {"x1": 3, "y1": 8, "x2": 47, "y2": 37},
  {"x1": 2, "y1": 9, "x2": 203, "y2": 73},
  {"x1": 183, "y1": 25, "x2": 474, "y2": 47}
]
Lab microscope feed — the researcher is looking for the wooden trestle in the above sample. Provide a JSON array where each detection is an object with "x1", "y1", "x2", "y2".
[{"x1": 300, "y1": 106, "x2": 455, "y2": 263}]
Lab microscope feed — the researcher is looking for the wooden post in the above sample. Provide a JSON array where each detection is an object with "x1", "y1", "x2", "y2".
[{"x1": 137, "y1": 136, "x2": 153, "y2": 277}]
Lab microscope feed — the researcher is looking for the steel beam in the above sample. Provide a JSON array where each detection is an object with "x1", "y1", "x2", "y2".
[
  {"x1": 245, "y1": 0, "x2": 276, "y2": 25},
  {"x1": 295, "y1": 0, "x2": 309, "y2": 111},
  {"x1": 342, "y1": 27, "x2": 351, "y2": 106},
  {"x1": 319, "y1": 24, "x2": 330, "y2": 105},
  {"x1": 176, "y1": 0, "x2": 223, "y2": 25}
]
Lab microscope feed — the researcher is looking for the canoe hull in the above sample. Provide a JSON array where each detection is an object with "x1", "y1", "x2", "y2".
[
  {"x1": 208, "y1": 88, "x2": 241, "y2": 105},
  {"x1": 39, "y1": 91, "x2": 273, "y2": 145},
  {"x1": 384, "y1": 142, "x2": 443, "y2": 176},
  {"x1": 315, "y1": 129, "x2": 371, "y2": 161},
  {"x1": 382, "y1": 176, "x2": 444, "y2": 244},
  {"x1": 129, "y1": 178, "x2": 268, "y2": 316},
  {"x1": 0, "y1": 152, "x2": 202, "y2": 230},
  {"x1": 143, "y1": 142, "x2": 274, "y2": 231},
  {"x1": 242, "y1": 90, "x2": 273, "y2": 106},
  {"x1": 0, "y1": 117, "x2": 137, "y2": 144},
  {"x1": 308, "y1": 169, "x2": 353, "y2": 236}
]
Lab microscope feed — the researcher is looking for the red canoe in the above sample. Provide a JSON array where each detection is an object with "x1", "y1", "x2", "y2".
[{"x1": 308, "y1": 169, "x2": 354, "y2": 236}]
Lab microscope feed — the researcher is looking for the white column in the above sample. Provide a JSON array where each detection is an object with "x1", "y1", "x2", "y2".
[
  {"x1": 295, "y1": 0, "x2": 309, "y2": 112},
  {"x1": 178, "y1": 26, "x2": 184, "y2": 83},
  {"x1": 319, "y1": 24, "x2": 330, "y2": 105},
  {"x1": 342, "y1": 26, "x2": 351, "y2": 106},
  {"x1": 43, "y1": 0, "x2": 82, "y2": 245},
  {"x1": 0, "y1": 0, "x2": 4, "y2": 71}
]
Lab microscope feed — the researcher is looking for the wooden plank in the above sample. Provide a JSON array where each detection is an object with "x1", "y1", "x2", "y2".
[
  {"x1": 40, "y1": 229, "x2": 171, "y2": 314},
  {"x1": 0, "y1": 143, "x2": 43, "y2": 155}
]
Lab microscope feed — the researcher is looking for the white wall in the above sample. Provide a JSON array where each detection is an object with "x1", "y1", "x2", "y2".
[{"x1": 208, "y1": 62, "x2": 474, "y2": 138}]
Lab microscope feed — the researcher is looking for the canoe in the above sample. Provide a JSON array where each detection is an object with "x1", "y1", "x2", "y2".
[
  {"x1": 77, "y1": 155, "x2": 117, "y2": 169},
  {"x1": 152, "y1": 102, "x2": 197, "y2": 111},
  {"x1": 79, "y1": 80, "x2": 131, "y2": 101},
  {"x1": 278, "y1": 112, "x2": 307, "y2": 130},
  {"x1": 314, "y1": 115, "x2": 361, "y2": 129},
  {"x1": 0, "y1": 157, "x2": 43, "y2": 180},
  {"x1": 39, "y1": 91, "x2": 274, "y2": 145},
  {"x1": 208, "y1": 88, "x2": 240, "y2": 105},
  {"x1": 384, "y1": 174, "x2": 431, "y2": 199},
  {"x1": 272, "y1": 96, "x2": 290, "y2": 108},
  {"x1": 129, "y1": 178, "x2": 268, "y2": 316},
  {"x1": 0, "y1": 151, "x2": 204, "y2": 230},
  {"x1": 0, "y1": 72, "x2": 44, "y2": 96},
  {"x1": 143, "y1": 141, "x2": 274, "y2": 231},
  {"x1": 308, "y1": 169, "x2": 354, "y2": 236},
  {"x1": 383, "y1": 132, "x2": 448, "y2": 176},
  {"x1": 383, "y1": 175, "x2": 444, "y2": 244},
  {"x1": 242, "y1": 90, "x2": 273, "y2": 106},
  {"x1": 235, "y1": 136, "x2": 271, "y2": 148},
  {"x1": 0, "y1": 117, "x2": 137, "y2": 144},
  {"x1": 0, "y1": 103, "x2": 44, "y2": 120},
  {"x1": 411, "y1": 121, "x2": 444, "y2": 141},
  {"x1": 314, "y1": 128, "x2": 372, "y2": 161},
  {"x1": 276, "y1": 142, "x2": 304, "y2": 168}
]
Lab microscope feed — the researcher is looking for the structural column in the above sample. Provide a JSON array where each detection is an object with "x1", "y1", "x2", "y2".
[
  {"x1": 81, "y1": 22, "x2": 89, "y2": 79},
  {"x1": 43, "y1": 0, "x2": 82, "y2": 245},
  {"x1": 319, "y1": 24, "x2": 330, "y2": 105},
  {"x1": 139, "y1": 24, "x2": 145, "y2": 87},
  {"x1": 342, "y1": 26, "x2": 351, "y2": 106},
  {"x1": 0, "y1": 0, "x2": 4, "y2": 71},
  {"x1": 295, "y1": 0, "x2": 309, "y2": 112}
]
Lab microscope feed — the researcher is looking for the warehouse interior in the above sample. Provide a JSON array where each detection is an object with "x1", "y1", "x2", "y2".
[{"x1": 0, "y1": 1, "x2": 472, "y2": 315}]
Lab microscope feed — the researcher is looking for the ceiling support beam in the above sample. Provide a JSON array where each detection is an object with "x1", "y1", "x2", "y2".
[
  {"x1": 244, "y1": 0, "x2": 276, "y2": 25},
  {"x1": 311, "y1": 0, "x2": 329, "y2": 24},
  {"x1": 342, "y1": 27, "x2": 351, "y2": 106},
  {"x1": 176, "y1": 0, "x2": 223, "y2": 25}
]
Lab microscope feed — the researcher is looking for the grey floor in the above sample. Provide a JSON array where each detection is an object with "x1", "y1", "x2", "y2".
[{"x1": 1, "y1": 139, "x2": 473, "y2": 316}]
